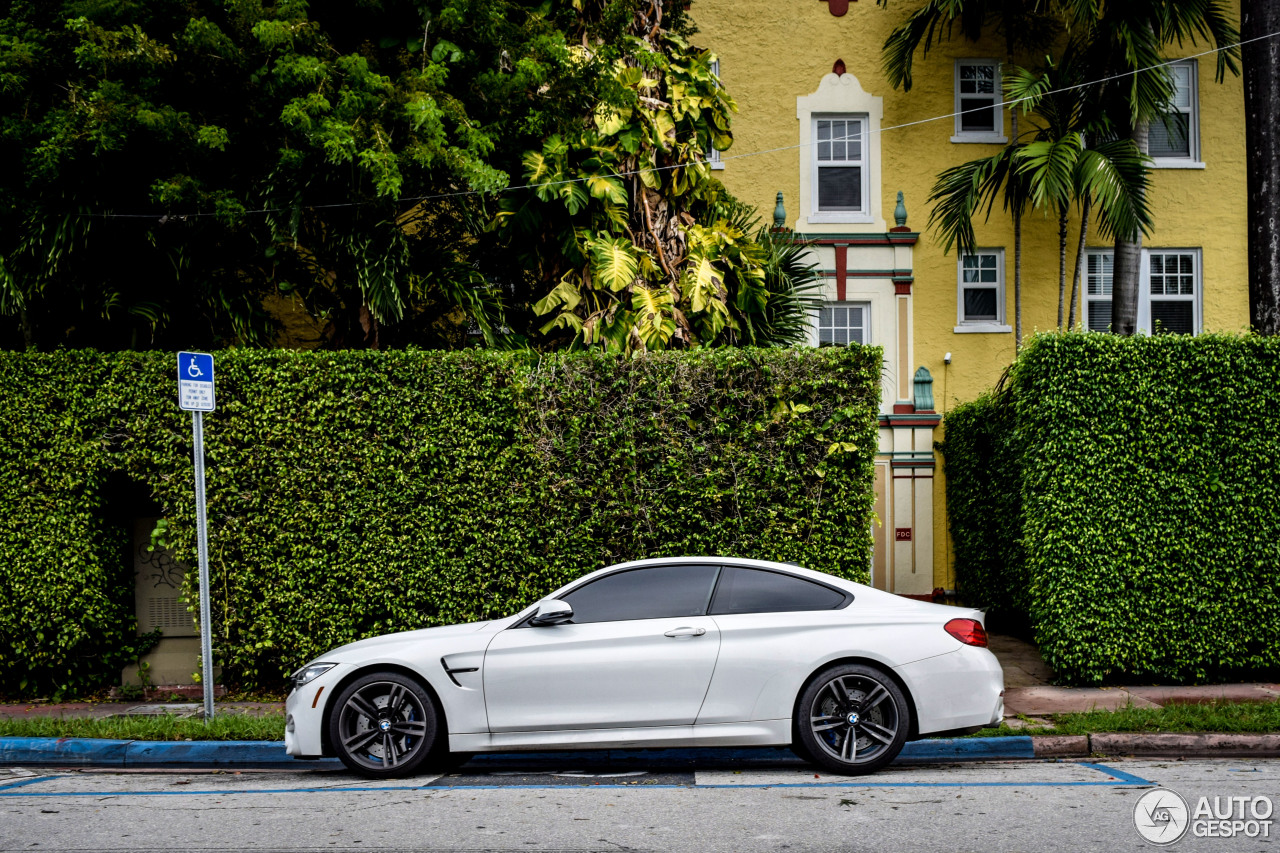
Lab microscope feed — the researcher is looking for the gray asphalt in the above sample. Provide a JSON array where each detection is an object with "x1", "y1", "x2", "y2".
[{"x1": 0, "y1": 758, "x2": 1275, "y2": 852}]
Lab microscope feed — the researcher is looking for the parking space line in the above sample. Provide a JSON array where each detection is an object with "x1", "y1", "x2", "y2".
[
  {"x1": 0, "y1": 776, "x2": 61, "y2": 792},
  {"x1": 1078, "y1": 762, "x2": 1153, "y2": 785},
  {"x1": 0, "y1": 761, "x2": 1152, "y2": 796}
]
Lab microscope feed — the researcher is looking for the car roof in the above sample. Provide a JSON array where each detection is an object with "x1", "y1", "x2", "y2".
[{"x1": 558, "y1": 555, "x2": 863, "y2": 596}]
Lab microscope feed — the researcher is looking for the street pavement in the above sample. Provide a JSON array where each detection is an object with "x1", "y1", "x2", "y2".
[{"x1": 1, "y1": 757, "x2": 1275, "y2": 852}]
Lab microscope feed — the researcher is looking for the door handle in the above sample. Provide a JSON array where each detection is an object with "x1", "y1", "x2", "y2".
[{"x1": 664, "y1": 627, "x2": 707, "y2": 638}]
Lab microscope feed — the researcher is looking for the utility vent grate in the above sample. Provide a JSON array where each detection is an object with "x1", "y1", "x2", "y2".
[{"x1": 144, "y1": 596, "x2": 196, "y2": 634}]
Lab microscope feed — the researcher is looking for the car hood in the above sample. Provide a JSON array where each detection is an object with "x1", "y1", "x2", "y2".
[{"x1": 321, "y1": 620, "x2": 493, "y2": 662}]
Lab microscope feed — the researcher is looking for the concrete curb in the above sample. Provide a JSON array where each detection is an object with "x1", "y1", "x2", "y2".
[
  {"x1": 0, "y1": 736, "x2": 1036, "y2": 769},
  {"x1": 1, "y1": 732, "x2": 1276, "y2": 769},
  {"x1": 1088, "y1": 732, "x2": 1280, "y2": 759},
  {"x1": 0, "y1": 738, "x2": 339, "y2": 769}
]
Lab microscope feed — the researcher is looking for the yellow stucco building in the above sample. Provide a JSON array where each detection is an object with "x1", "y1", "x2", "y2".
[{"x1": 692, "y1": 0, "x2": 1249, "y2": 596}]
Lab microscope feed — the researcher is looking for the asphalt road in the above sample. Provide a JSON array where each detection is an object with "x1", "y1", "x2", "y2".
[{"x1": 0, "y1": 756, "x2": 1275, "y2": 852}]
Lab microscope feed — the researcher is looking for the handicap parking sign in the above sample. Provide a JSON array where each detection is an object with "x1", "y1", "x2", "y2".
[{"x1": 177, "y1": 351, "x2": 215, "y2": 412}]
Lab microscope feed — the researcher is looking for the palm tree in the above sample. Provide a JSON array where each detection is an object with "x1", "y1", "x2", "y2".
[
  {"x1": 928, "y1": 48, "x2": 1153, "y2": 331},
  {"x1": 1054, "y1": 0, "x2": 1240, "y2": 334},
  {"x1": 1002, "y1": 49, "x2": 1152, "y2": 330},
  {"x1": 879, "y1": 0, "x2": 1060, "y2": 347}
]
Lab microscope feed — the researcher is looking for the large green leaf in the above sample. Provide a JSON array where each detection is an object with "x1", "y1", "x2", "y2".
[{"x1": 588, "y1": 236, "x2": 639, "y2": 292}]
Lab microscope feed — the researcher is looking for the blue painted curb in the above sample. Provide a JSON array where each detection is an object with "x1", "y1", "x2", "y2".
[
  {"x1": 0, "y1": 736, "x2": 1034, "y2": 768},
  {"x1": 0, "y1": 738, "x2": 132, "y2": 767},
  {"x1": 898, "y1": 736, "x2": 1035, "y2": 763}
]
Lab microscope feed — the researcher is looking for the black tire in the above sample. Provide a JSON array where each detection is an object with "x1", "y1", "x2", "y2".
[
  {"x1": 794, "y1": 663, "x2": 910, "y2": 776},
  {"x1": 328, "y1": 672, "x2": 440, "y2": 778}
]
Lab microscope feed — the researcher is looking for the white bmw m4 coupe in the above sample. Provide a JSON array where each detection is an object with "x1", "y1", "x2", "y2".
[{"x1": 285, "y1": 557, "x2": 1004, "y2": 777}]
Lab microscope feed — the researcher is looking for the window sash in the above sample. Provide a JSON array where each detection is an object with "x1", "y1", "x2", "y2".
[
  {"x1": 958, "y1": 251, "x2": 1003, "y2": 323},
  {"x1": 817, "y1": 302, "x2": 868, "y2": 346},
  {"x1": 814, "y1": 117, "x2": 865, "y2": 212},
  {"x1": 955, "y1": 60, "x2": 1001, "y2": 136},
  {"x1": 1150, "y1": 61, "x2": 1197, "y2": 161}
]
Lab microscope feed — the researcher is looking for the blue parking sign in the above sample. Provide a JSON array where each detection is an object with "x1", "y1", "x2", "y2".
[{"x1": 178, "y1": 351, "x2": 215, "y2": 411}]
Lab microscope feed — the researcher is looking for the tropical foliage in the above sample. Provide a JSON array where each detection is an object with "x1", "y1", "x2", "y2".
[
  {"x1": 879, "y1": 0, "x2": 1241, "y2": 336},
  {"x1": 0, "y1": 0, "x2": 815, "y2": 352},
  {"x1": 928, "y1": 45, "x2": 1153, "y2": 331}
]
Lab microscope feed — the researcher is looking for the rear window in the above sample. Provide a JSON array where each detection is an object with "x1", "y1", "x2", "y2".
[{"x1": 709, "y1": 566, "x2": 847, "y2": 615}]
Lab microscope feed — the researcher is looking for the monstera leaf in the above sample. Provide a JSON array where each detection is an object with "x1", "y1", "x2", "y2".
[{"x1": 588, "y1": 236, "x2": 640, "y2": 292}]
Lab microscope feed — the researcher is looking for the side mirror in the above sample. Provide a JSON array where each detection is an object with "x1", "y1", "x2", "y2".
[{"x1": 529, "y1": 600, "x2": 573, "y2": 627}]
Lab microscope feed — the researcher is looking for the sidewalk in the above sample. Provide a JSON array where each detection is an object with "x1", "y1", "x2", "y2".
[{"x1": 988, "y1": 634, "x2": 1280, "y2": 725}]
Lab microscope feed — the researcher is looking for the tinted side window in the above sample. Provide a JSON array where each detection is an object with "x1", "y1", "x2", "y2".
[
  {"x1": 561, "y1": 564, "x2": 720, "y2": 624},
  {"x1": 709, "y1": 567, "x2": 846, "y2": 615}
]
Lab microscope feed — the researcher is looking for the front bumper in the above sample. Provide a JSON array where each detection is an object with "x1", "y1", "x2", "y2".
[{"x1": 283, "y1": 663, "x2": 352, "y2": 758}]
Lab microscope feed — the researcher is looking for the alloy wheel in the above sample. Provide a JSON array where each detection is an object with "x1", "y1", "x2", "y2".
[{"x1": 334, "y1": 678, "x2": 433, "y2": 773}]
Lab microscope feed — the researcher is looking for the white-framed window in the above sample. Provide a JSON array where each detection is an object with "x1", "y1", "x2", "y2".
[
  {"x1": 813, "y1": 115, "x2": 868, "y2": 215},
  {"x1": 953, "y1": 59, "x2": 1005, "y2": 143},
  {"x1": 1147, "y1": 250, "x2": 1199, "y2": 333},
  {"x1": 1079, "y1": 248, "x2": 1201, "y2": 334},
  {"x1": 955, "y1": 250, "x2": 1008, "y2": 331},
  {"x1": 1150, "y1": 60, "x2": 1201, "y2": 167},
  {"x1": 816, "y1": 301, "x2": 869, "y2": 346},
  {"x1": 707, "y1": 58, "x2": 724, "y2": 170},
  {"x1": 1084, "y1": 249, "x2": 1114, "y2": 332}
]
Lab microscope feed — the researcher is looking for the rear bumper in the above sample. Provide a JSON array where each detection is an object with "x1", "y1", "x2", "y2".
[{"x1": 896, "y1": 646, "x2": 1005, "y2": 735}]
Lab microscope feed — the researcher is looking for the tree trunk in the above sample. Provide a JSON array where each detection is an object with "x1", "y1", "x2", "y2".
[
  {"x1": 1244, "y1": 0, "x2": 1280, "y2": 334},
  {"x1": 19, "y1": 307, "x2": 36, "y2": 350},
  {"x1": 1111, "y1": 121, "x2": 1147, "y2": 335},
  {"x1": 1057, "y1": 206, "x2": 1068, "y2": 329},
  {"x1": 1068, "y1": 195, "x2": 1091, "y2": 329},
  {"x1": 1011, "y1": 109, "x2": 1022, "y2": 348}
]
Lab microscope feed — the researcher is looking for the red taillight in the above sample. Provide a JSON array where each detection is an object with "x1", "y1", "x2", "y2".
[{"x1": 944, "y1": 618, "x2": 988, "y2": 647}]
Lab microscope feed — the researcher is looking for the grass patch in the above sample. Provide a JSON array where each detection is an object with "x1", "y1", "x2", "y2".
[
  {"x1": 963, "y1": 700, "x2": 1280, "y2": 738},
  {"x1": 4, "y1": 700, "x2": 1277, "y2": 743},
  {"x1": 0, "y1": 713, "x2": 286, "y2": 741}
]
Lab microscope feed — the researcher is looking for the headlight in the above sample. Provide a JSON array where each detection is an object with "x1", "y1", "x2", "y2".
[{"x1": 291, "y1": 662, "x2": 336, "y2": 689}]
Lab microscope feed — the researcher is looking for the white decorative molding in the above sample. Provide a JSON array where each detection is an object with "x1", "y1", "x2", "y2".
[{"x1": 796, "y1": 72, "x2": 885, "y2": 232}]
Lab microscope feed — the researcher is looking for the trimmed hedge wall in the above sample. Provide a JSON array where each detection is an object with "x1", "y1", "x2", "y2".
[
  {"x1": 942, "y1": 333, "x2": 1280, "y2": 684},
  {"x1": 0, "y1": 348, "x2": 880, "y2": 697}
]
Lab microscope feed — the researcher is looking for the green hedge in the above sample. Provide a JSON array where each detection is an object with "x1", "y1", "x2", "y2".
[
  {"x1": 0, "y1": 348, "x2": 881, "y2": 697},
  {"x1": 936, "y1": 392, "x2": 1028, "y2": 628},
  {"x1": 942, "y1": 333, "x2": 1280, "y2": 684}
]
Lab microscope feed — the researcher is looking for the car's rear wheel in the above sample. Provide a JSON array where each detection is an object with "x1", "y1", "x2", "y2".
[
  {"x1": 329, "y1": 672, "x2": 439, "y2": 778},
  {"x1": 794, "y1": 663, "x2": 910, "y2": 775}
]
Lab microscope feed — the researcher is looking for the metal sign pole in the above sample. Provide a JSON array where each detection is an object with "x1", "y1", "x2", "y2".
[
  {"x1": 192, "y1": 410, "x2": 215, "y2": 721},
  {"x1": 179, "y1": 350, "x2": 217, "y2": 722}
]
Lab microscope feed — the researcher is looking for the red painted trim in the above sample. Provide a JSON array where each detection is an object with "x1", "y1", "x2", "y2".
[
  {"x1": 823, "y1": 0, "x2": 851, "y2": 16},
  {"x1": 832, "y1": 58, "x2": 846, "y2": 75},
  {"x1": 802, "y1": 235, "x2": 920, "y2": 247},
  {"x1": 892, "y1": 402, "x2": 915, "y2": 414},
  {"x1": 894, "y1": 282, "x2": 912, "y2": 295},
  {"x1": 834, "y1": 245, "x2": 847, "y2": 301},
  {"x1": 881, "y1": 415, "x2": 942, "y2": 427},
  {"x1": 889, "y1": 226, "x2": 913, "y2": 233}
]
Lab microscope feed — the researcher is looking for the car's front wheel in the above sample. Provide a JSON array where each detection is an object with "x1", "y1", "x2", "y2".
[
  {"x1": 329, "y1": 672, "x2": 439, "y2": 778},
  {"x1": 794, "y1": 663, "x2": 910, "y2": 775}
]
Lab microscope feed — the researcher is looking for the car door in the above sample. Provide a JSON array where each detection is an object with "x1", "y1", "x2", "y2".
[
  {"x1": 696, "y1": 565, "x2": 852, "y2": 724},
  {"x1": 483, "y1": 563, "x2": 722, "y2": 732}
]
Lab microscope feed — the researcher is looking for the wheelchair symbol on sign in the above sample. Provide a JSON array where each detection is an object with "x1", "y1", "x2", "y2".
[{"x1": 187, "y1": 357, "x2": 204, "y2": 378}]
